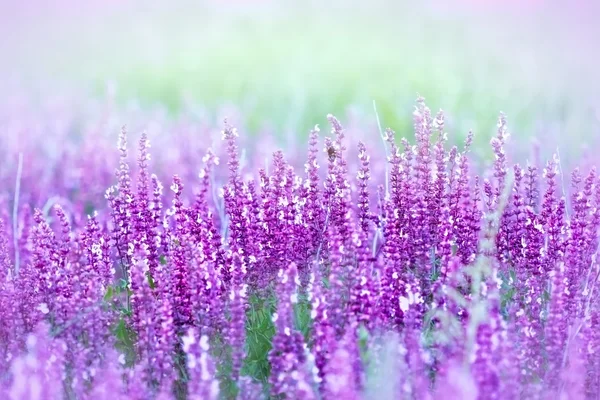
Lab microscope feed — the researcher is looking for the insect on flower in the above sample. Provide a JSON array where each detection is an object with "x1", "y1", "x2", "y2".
[{"x1": 327, "y1": 144, "x2": 338, "y2": 162}]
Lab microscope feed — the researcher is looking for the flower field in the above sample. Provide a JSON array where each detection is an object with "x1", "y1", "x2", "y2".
[
  {"x1": 1, "y1": 1, "x2": 600, "y2": 399},
  {"x1": 0, "y1": 95, "x2": 599, "y2": 399}
]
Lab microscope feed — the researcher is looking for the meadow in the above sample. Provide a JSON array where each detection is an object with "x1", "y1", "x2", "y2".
[{"x1": 1, "y1": 1, "x2": 600, "y2": 399}]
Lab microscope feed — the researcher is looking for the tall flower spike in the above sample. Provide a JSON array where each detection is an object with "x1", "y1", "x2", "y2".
[
  {"x1": 471, "y1": 303, "x2": 501, "y2": 398},
  {"x1": 323, "y1": 326, "x2": 361, "y2": 400},
  {"x1": 432, "y1": 110, "x2": 448, "y2": 251},
  {"x1": 309, "y1": 266, "x2": 336, "y2": 384},
  {"x1": 153, "y1": 286, "x2": 176, "y2": 387},
  {"x1": 129, "y1": 255, "x2": 154, "y2": 363},
  {"x1": 356, "y1": 141, "x2": 372, "y2": 234},
  {"x1": 564, "y1": 168, "x2": 594, "y2": 317},
  {"x1": 135, "y1": 132, "x2": 160, "y2": 278},
  {"x1": 227, "y1": 253, "x2": 247, "y2": 381},
  {"x1": 304, "y1": 125, "x2": 324, "y2": 256},
  {"x1": 0, "y1": 218, "x2": 13, "y2": 280},
  {"x1": 52, "y1": 204, "x2": 71, "y2": 263},
  {"x1": 112, "y1": 125, "x2": 134, "y2": 270},
  {"x1": 150, "y1": 174, "x2": 165, "y2": 251},
  {"x1": 222, "y1": 119, "x2": 242, "y2": 193},
  {"x1": 193, "y1": 148, "x2": 219, "y2": 225},
  {"x1": 29, "y1": 209, "x2": 63, "y2": 327},
  {"x1": 412, "y1": 98, "x2": 434, "y2": 261},
  {"x1": 326, "y1": 114, "x2": 351, "y2": 243},
  {"x1": 269, "y1": 263, "x2": 311, "y2": 398},
  {"x1": 182, "y1": 329, "x2": 220, "y2": 400},
  {"x1": 490, "y1": 113, "x2": 509, "y2": 212},
  {"x1": 541, "y1": 155, "x2": 559, "y2": 236},
  {"x1": 525, "y1": 164, "x2": 539, "y2": 211},
  {"x1": 0, "y1": 222, "x2": 15, "y2": 378},
  {"x1": 380, "y1": 131, "x2": 406, "y2": 329},
  {"x1": 7, "y1": 324, "x2": 66, "y2": 400},
  {"x1": 169, "y1": 175, "x2": 193, "y2": 328},
  {"x1": 222, "y1": 121, "x2": 252, "y2": 284}
]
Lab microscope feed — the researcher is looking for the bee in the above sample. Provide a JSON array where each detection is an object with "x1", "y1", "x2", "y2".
[{"x1": 327, "y1": 145, "x2": 337, "y2": 162}]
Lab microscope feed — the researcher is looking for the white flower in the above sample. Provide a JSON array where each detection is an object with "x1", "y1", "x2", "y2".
[
  {"x1": 37, "y1": 303, "x2": 49, "y2": 314},
  {"x1": 399, "y1": 297, "x2": 409, "y2": 313},
  {"x1": 182, "y1": 330, "x2": 196, "y2": 353},
  {"x1": 199, "y1": 335, "x2": 210, "y2": 352}
]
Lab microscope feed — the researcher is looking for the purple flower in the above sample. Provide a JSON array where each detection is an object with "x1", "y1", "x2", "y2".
[
  {"x1": 6, "y1": 324, "x2": 66, "y2": 400},
  {"x1": 2, "y1": 97, "x2": 600, "y2": 398},
  {"x1": 182, "y1": 328, "x2": 219, "y2": 400},
  {"x1": 269, "y1": 263, "x2": 314, "y2": 398}
]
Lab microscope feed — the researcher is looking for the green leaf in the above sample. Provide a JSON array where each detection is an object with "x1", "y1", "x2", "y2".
[
  {"x1": 103, "y1": 285, "x2": 114, "y2": 302},
  {"x1": 113, "y1": 318, "x2": 136, "y2": 367},
  {"x1": 114, "y1": 319, "x2": 135, "y2": 346},
  {"x1": 451, "y1": 243, "x2": 458, "y2": 256},
  {"x1": 146, "y1": 271, "x2": 156, "y2": 289}
]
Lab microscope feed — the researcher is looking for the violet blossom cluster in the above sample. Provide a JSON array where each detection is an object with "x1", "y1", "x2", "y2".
[{"x1": 0, "y1": 97, "x2": 599, "y2": 399}]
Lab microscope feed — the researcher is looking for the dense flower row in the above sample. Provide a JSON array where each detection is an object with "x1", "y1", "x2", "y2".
[{"x1": 0, "y1": 98, "x2": 599, "y2": 399}]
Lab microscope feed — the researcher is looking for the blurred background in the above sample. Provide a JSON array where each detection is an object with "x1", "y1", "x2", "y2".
[{"x1": 0, "y1": 0, "x2": 599, "y2": 156}]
